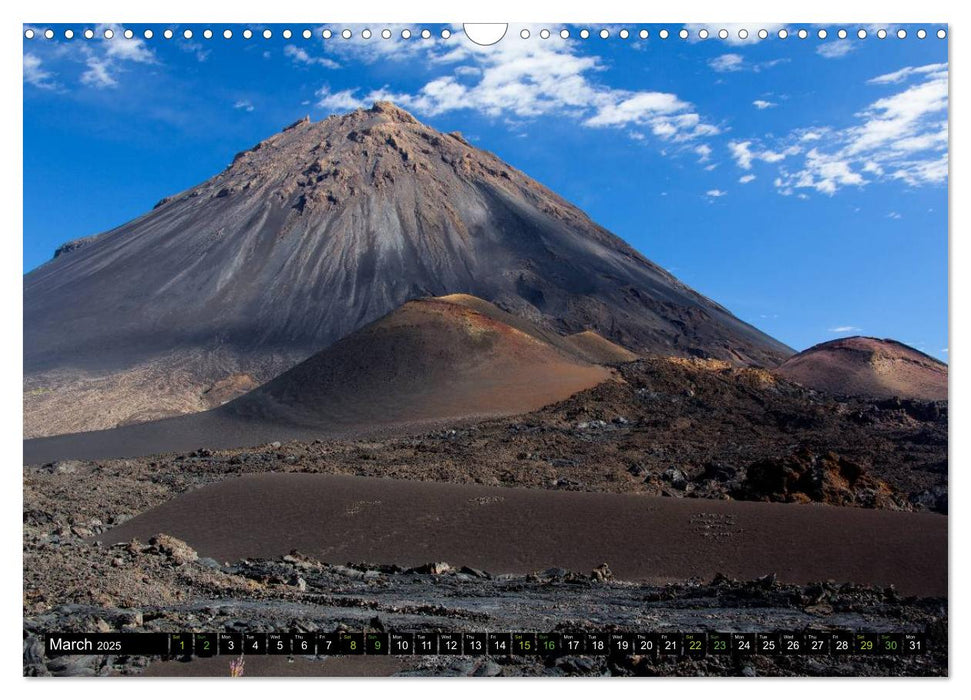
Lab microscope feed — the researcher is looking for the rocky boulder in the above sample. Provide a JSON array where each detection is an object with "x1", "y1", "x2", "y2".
[{"x1": 734, "y1": 448, "x2": 896, "y2": 508}]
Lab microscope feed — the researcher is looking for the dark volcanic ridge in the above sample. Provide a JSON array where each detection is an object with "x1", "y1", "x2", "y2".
[
  {"x1": 776, "y1": 336, "x2": 948, "y2": 401},
  {"x1": 26, "y1": 101, "x2": 791, "y2": 436}
]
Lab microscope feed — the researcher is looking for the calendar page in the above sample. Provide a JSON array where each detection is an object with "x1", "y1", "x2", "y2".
[{"x1": 22, "y1": 19, "x2": 948, "y2": 679}]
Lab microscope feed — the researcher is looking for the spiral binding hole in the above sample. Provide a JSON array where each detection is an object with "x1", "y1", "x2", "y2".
[{"x1": 23, "y1": 25, "x2": 951, "y2": 45}]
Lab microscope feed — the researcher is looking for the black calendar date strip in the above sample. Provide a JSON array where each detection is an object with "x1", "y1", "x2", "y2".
[
  {"x1": 45, "y1": 633, "x2": 171, "y2": 657},
  {"x1": 44, "y1": 631, "x2": 928, "y2": 658}
]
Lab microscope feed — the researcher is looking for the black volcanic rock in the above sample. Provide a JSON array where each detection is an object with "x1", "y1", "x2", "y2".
[
  {"x1": 25, "y1": 102, "x2": 792, "y2": 432},
  {"x1": 52, "y1": 234, "x2": 102, "y2": 259}
]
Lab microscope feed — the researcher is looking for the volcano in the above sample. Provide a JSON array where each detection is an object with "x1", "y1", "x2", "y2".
[
  {"x1": 24, "y1": 101, "x2": 791, "y2": 437},
  {"x1": 224, "y1": 294, "x2": 614, "y2": 429},
  {"x1": 775, "y1": 336, "x2": 947, "y2": 401}
]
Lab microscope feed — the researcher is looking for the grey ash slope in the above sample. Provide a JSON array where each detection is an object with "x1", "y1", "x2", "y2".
[{"x1": 25, "y1": 102, "x2": 792, "y2": 435}]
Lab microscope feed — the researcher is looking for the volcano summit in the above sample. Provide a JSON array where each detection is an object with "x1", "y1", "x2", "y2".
[{"x1": 24, "y1": 102, "x2": 791, "y2": 437}]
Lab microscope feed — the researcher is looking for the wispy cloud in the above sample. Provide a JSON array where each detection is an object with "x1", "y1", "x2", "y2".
[
  {"x1": 706, "y1": 189, "x2": 727, "y2": 198},
  {"x1": 82, "y1": 23, "x2": 157, "y2": 88},
  {"x1": 739, "y1": 174, "x2": 756, "y2": 184},
  {"x1": 233, "y1": 100, "x2": 254, "y2": 112},
  {"x1": 25, "y1": 23, "x2": 158, "y2": 91},
  {"x1": 709, "y1": 53, "x2": 787, "y2": 73},
  {"x1": 868, "y1": 63, "x2": 946, "y2": 85},
  {"x1": 730, "y1": 63, "x2": 948, "y2": 195},
  {"x1": 817, "y1": 41, "x2": 855, "y2": 59},
  {"x1": 316, "y1": 85, "x2": 369, "y2": 112},
  {"x1": 315, "y1": 25, "x2": 719, "y2": 149},
  {"x1": 828, "y1": 325, "x2": 862, "y2": 333},
  {"x1": 729, "y1": 140, "x2": 801, "y2": 170},
  {"x1": 709, "y1": 53, "x2": 744, "y2": 73},
  {"x1": 101, "y1": 25, "x2": 155, "y2": 64},
  {"x1": 23, "y1": 53, "x2": 56, "y2": 89},
  {"x1": 181, "y1": 42, "x2": 211, "y2": 63},
  {"x1": 284, "y1": 44, "x2": 341, "y2": 69},
  {"x1": 80, "y1": 57, "x2": 116, "y2": 88},
  {"x1": 752, "y1": 99, "x2": 776, "y2": 110}
]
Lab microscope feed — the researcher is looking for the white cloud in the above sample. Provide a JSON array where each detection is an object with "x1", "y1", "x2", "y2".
[
  {"x1": 284, "y1": 45, "x2": 341, "y2": 70},
  {"x1": 739, "y1": 174, "x2": 756, "y2": 184},
  {"x1": 848, "y1": 66, "x2": 948, "y2": 157},
  {"x1": 887, "y1": 211, "x2": 902, "y2": 219},
  {"x1": 695, "y1": 144, "x2": 712, "y2": 162},
  {"x1": 80, "y1": 57, "x2": 116, "y2": 88},
  {"x1": 585, "y1": 92, "x2": 689, "y2": 126},
  {"x1": 706, "y1": 189, "x2": 727, "y2": 198},
  {"x1": 729, "y1": 140, "x2": 801, "y2": 170},
  {"x1": 317, "y1": 25, "x2": 717, "y2": 148},
  {"x1": 730, "y1": 141, "x2": 755, "y2": 169},
  {"x1": 828, "y1": 326, "x2": 862, "y2": 333},
  {"x1": 783, "y1": 149, "x2": 865, "y2": 194},
  {"x1": 100, "y1": 24, "x2": 155, "y2": 64},
  {"x1": 316, "y1": 85, "x2": 368, "y2": 112},
  {"x1": 709, "y1": 53, "x2": 787, "y2": 74},
  {"x1": 709, "y1": 54, "x2": 745, "y2": 72},
  {"x1": 816, "y1": 41, "x2": 855, "y2": 59},
  {"x1": 868, "y1": 63, "x2": 946, "y2": 85},
  {"x1": 33, "y1": 24, "x2": 159, "y2": 90},
  {"x1": 890, "y1": 155, "x2": 948, "y2": 186},
  {"x1": 752, "y1": 99, "x2": 776, "y2": 110},
  {"x1": 736, "y1": 63, "x2": 948, "y2": 195},
  {"x1": 233, "y1": 100, "x2": 254, "y2": 112},
  {"x1": 23, "y1": 53, "x2": 55, "y2": 89}
]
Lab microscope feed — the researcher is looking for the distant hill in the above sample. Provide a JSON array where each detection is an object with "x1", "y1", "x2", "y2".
[
  {"x1": 224, "y1": 294, "x2": 613, "y2": 428},
  {"x1": 775, "y1": 336, "x2": 947, "y2": 400}
]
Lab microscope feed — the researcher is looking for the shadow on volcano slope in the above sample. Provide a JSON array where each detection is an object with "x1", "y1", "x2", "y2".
[{"x1": 24, "y1": 296, "x2": 616, "y2": 464}]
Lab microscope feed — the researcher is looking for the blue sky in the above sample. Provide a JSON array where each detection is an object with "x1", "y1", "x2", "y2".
[{"x1": 23, "y1": 23, "x2": 948, "y2": 358}]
